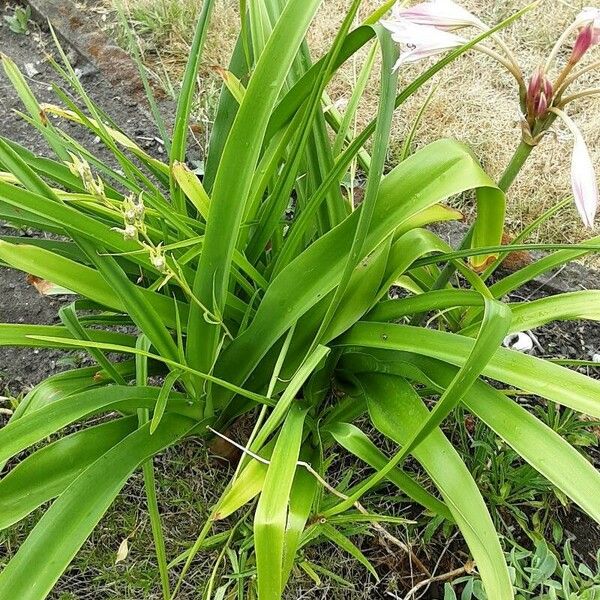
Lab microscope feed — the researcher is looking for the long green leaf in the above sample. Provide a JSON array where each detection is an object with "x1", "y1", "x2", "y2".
[
  {"x1": 254, "y1": 404, "x2": 307, "y2": 599},
  {"x1": 355, "y1": 374, "x2": 512, "y2": 599},
  {"x1": 186, "y1": 0, "x2": 324, "y2": 394},
  {"x1": 327, "y1": 422, "x2": 453, "y2": 520},
  {"x1": 337, "y1": 322, "x2": 600, "y2": 418},
  {"x1": 170, "y1": 0, "x2": 216, "y2": 212},
  {"x1": 0, "y1": 323, "x2": 135, "y2": 350},
  {"x1": 0, "y1": 415, "x2": 197, "y2": 600},
  {"x1": 214, "y1": 140, "x2": 504, "y2": 408},
  {"x1": 0, "y1": 387, "x2": 198, "y2": 466},
  {"x1": 0, "y1": 417, "x2": 136, "y2": 529}
]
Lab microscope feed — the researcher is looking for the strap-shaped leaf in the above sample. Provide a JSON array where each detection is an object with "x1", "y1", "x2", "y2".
[
  {"x1": 214, "y1": 140, "x2": 504, "y2": 408},
  {"x1": 186, "y1": 0, "x2": 324, "y2": 392},
  {"x1": 354, "y1": 374, "x2": 513, "y2": 600},
  {"x1": 0, "y1": 417, "x2": 136, "y2": 529},
  {"x1": 326, "y1": 298, "x2": 511, "y2": 515},
  {"x1": 0, "y1": 240, "x2": 188, "y2": 330},
  {"x1": 337, "y1": 322, "x2": 600, "y2": 418},
  {"x1": 411, "y1": 355, "x2": 600, "y2": 524},
  {"x1": 0, "y1": 324, "x2": 135, "y2": 350},
  {"x1": 327, "y1": 422, "x2": 453, "y2": 521},
  {"x1": 254, "y1": 404, "x2": 307, "y2": 600},
  {"x1": 0, "y1": 415, "x2": 196, "y2": 600},
  {"x1": 0, "y1": 387, "x2": 199, "y2": 466}
]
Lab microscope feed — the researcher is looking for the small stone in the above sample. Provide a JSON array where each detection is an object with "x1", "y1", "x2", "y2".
[
  {"x1": 593, "y1": 354, "x2": 600, "y2": 363},
  {"x1": 23, "y1": 62, "x2": 40, "y2": 78}
]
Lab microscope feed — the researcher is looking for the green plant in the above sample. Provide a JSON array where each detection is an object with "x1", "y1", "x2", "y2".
[
  {"x1": 2, "y1": 5, "x2": 31, "y2": 35},
  {"x1": 440, "y1": 539, "x2": 600, "y2": 600},
  {"x1": 447, "y1": 404, "x2": 599, "y2": 539},
  {"x1": 0, "y1": 1, "x2": 599, "y2": 599}
]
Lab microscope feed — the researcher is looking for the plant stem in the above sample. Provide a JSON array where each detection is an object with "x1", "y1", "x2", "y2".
[
  {"x1": 136, "y1": 336, "x2": 171, "y2": 600},
  {"x1": 560, "y1": 87, "x2": 600, "y2": 105},
  {"x1": 497, "y1": 138, "x2": 535, "y2": 193},
  {"x1": 139, "y1": 440, "x2": 172, "y2": 600}
]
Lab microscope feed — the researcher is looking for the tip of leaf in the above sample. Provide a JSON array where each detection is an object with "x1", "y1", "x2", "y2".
[{"x1": 469, "y1": 254, "x2": 497, "y2": 272}]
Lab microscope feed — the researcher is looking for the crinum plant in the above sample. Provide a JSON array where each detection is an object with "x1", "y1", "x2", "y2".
[{"x1": 0, "y1": 1, "x2": 599, "y2": 599}]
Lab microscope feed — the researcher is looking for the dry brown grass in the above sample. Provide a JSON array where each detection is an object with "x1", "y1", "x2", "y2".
[{"x1": 107, "y1": 0, "x2": 600, "y2": 261}]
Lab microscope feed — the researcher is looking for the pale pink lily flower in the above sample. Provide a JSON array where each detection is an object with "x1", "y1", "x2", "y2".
[
  {"x1": 571, "y1": 131, "x2": 598, "y2": 228},
  {"x1": 389, "y1": 0, "x2": 485, "y2": 31},
  {"x1": 380, "y1": 19, "x2": 466, "y2": 69},
  {"x1": 575, "y1": 7, "x2": 600, "y2": 29}
]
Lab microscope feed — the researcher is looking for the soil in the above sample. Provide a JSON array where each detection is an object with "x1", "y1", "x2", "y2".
[{"x1": 1, "y1": 6, "x2": 600, "y2": 599}]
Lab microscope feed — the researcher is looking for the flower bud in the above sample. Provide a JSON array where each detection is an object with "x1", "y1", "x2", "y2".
[
  {"x1": 149, "y1": 245, "x2": 167, "y2": 273},
  {"x1": 123, "y1": 224, "x2": 138, "y2": 240},
  {"x1": 542, "y1": 77, "x2": 553, "y2": 100},
  {"x1": 534, "y1": 91, "x2": 549, "y2": 117},
  {"x1": 124, "y1": 209, "x2": 137, "y2": 224},
  {"x1": 527, "y1": 67, "x2": 543, "y2": 100},
  {"x1": 571, "y1": 24, "x2": 594, "y2": 63},
  {"x1": 527, "y1": 68, "x2": 553, "y2": 118}
]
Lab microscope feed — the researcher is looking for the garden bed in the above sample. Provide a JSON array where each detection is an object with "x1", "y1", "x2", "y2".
[{"x1": 1, "y1": 5, "x2": 600, "y2": 599}]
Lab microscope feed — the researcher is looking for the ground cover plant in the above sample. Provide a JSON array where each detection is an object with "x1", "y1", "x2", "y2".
[{"x1": 0, "y1": 1, "x2": 600, "y2": 599}]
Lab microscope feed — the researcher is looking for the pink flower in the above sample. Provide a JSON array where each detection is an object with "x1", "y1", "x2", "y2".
[
  {"x1": 571, "y1": 131, "x2": 598, "y2": 228},
  {"x1": 390, "y1": 0, "x2": 485, "y2": 30},
  {"x1": 551, "y1": 108, "x2": 598, "y2": 228},
  {"x1": 575, "y1": 6, "x2": 600, "y2": 31},
  {"x1": 380, "y1": 19, "x2": 466, "y2": 69},
  {"x1": 572, "y1": 23, "x2": 596, "y2": 63},
  {"x1": 573, "y1": 7, "x2": 600, "y2": 57}
]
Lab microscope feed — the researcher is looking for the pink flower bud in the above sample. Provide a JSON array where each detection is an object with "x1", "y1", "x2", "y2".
[
  {"x1": 572, "y1": 24, "x2": 595, "y2": 63},
  {"x1": 542, "y1": 77, "x2": 553, "y2": 99},
  {"x1": 527, "y1": 67, "x2": 543, "y2": 100},
  {"x1": 527, "y1": 68, "x2": 553, "y2": 117},
  {"x1": 391, "y1": 0, "x2": 485, "y2": 31},
  {"x1": 534, "y1": 91, "x2": 549, "y2": 116}
]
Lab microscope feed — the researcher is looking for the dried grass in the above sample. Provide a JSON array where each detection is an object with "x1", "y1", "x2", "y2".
[{"x1": 108, "y1": 0, "x2": 600, "y2": 262}]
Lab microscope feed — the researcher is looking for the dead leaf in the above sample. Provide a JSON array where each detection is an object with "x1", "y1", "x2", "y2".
[
  {"x1": 26, "y1": 274, "x2": 74, "y2": 296},
  {"x1": 115, "y1": 538, "x2": 129, "y2": 564}
]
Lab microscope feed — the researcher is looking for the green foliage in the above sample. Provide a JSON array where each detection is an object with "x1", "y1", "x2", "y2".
[
  {"x1": 442, "y1": 540, "x2": 600, "y2": 600},
  {"x1": 2, "y1": 5, "x2": 31, "y2": 35},
  {"x1": 0, "y1": 1, "x2": 598, "y2": 599}
]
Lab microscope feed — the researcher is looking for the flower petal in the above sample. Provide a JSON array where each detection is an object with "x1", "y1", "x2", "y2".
[
  {"x1": 571, "y1": 132, "x2": 598, "y2": 228},
  {"x1": 574, "y1": 6, "x2": 600, "y2": 44},
  {"x1": 381, "y1": 19, "x2": 466, "y2": 68},
  {"x1": 391, "y1": 0, "x2": 485, "y2": 30}
]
